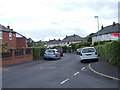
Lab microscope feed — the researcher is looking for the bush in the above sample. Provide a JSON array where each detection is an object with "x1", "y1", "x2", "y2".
[
  {"x1": 69, "y1": 42, "x2": 91, "y2": 52},
  {"x1": 61, "y1": 45, "x2": 68, "y2": 53},
  {"x1": 94, "y1": 40, "x2": 112, "y2": 46},
  {"x1": 33, "y1": 46, "x2": 47, "y2": 60},
  {"x1": 95, "y1": 40, "x2": 120, "y2": 66},
  {"x1": 33, "y1": 47, "x2": 40, "y2": 60}
]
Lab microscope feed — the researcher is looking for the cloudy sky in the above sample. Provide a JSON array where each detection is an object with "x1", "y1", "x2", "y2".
[{"x1": 0, "y1": 0, "x2": 119, "y2": 41}]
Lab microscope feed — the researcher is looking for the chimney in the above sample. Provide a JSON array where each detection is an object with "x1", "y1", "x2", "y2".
[
  {"x1": 113, "y1": 22, "x2": 116, "y2": 26},
  {"x1": 58, "y1": 38, "x2": 61, "y2": 41},
  {"x1": 11, "y1": 29, "x2": 13, "y2": 31},
  {"x1": 7, "y1": 26, "x2": 10, "y2": 29},
  {"x1": 101, "y1": 25, "x2": 104, "y2": 29},
  {"x1": 66, "y1": 35, "x2": 68, "y2": 38}
]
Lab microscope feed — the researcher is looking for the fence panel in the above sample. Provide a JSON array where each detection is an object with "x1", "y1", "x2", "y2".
[
  {"x1": 2, "y1": 51, "x2": 12, "y2": 58},
  {"x1": 15, "y1": 49, "x2": 24, "y2": 56},
  {"x1": 25, "y1": 48, "x2": 32, "y2": 55}
]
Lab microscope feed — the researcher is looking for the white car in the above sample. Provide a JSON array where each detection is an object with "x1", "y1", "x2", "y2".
[{"x1": 80, "y1": 47, "x2": 98, "y2": 62}]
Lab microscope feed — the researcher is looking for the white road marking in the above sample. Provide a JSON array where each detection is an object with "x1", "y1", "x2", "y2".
[
  {"x1": 74, "y1": 72, "x2": 79, "y2": 76},
  {"x1": 60, "y1": 78, "x2": 69, "y2": 84},
  {"x1": 81, "y1": 67, "x2": 85, "y2": 71}
]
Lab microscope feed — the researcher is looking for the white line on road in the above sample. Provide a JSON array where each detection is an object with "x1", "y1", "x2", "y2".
[
  {"x1": 60, "y1": 78, "x2": 69, "y2": 84},
  {"x1": 81, "y1": 67, "x2": 85, "y2": 71},
  {"x1": 74, "y1": 72, "x2": 79, "y2": 76}
]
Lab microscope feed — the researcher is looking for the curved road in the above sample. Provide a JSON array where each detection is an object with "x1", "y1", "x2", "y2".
[{"x1": 3, "y1": 53, "x2": 118, "y2": 88}]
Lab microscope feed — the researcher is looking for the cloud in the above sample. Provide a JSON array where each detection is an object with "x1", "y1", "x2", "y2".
[{"x1": 0, "y1": 0, "x2": 119, "y2": 41}]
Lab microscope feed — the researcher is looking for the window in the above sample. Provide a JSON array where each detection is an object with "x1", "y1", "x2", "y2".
[
  {"x1": 82, "y1": 48, "x2": 95, "y2": 53},
  {"x1": 9, "y1": 32, "x2": 12, "y2": 40},
  {"x1": 0, "y1": 31, "x2": 2, "y2": 39}
]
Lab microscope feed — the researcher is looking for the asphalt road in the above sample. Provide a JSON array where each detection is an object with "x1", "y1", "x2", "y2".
[{"x1": 2, "y1": 53, "x2": 118, "y2": 88}]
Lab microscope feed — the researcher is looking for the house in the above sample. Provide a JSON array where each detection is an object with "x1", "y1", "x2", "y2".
[
  {"x1": 44, "y1": 39, "x2": 60, "y2": 48},
  {"x1": 44, "y1": 34, "x2": 87, "y2": 48},
  {"x1": 92, "y1": 22, "x2": 120, "y2": 45},
  {"x1": 60, "y1": 34, "x2": 87, "y2": 46},
  {"x1": 0, "y1": 24, "x2": 27, "y2": 49}
]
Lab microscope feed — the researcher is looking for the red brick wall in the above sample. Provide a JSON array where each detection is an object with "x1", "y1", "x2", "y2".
[
  {"x1": 16, "y1": 37, "x2": 27, "y2": 48},
  {"x1": 1, "y1": 49, "x2": 33, "y2": 66},
  {"x1": 2, "y1": 32, "x2": 16, "y2": 49},
  {"x1": 2, "y1": 55, "x2": 33, "y2": 66}
]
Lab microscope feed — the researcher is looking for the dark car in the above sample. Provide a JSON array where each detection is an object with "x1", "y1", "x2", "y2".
[{"x1": 55, "y1": 48, "x2": 63, "y2": 57}]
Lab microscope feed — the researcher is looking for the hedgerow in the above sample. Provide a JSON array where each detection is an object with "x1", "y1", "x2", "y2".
[{"x1": 95, "y1": 40, "x2": 120, "y2": 66}]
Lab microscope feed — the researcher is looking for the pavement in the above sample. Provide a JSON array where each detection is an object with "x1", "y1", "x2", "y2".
[
  {"x1": 2, "y1": 59, "x2": 48, "y2": 72},
  {"x1": 89, "y1": 57, "x2": 120, "y2": 81}
]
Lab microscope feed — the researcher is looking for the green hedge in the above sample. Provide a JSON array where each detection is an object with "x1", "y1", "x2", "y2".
[
  {"x1": 69, "y1": 42, "x2": 91, "y2": 52},
  {"x1": 33, "y1": 46, "x2": 47, "y2": 60},
  {"x1": 95, "y1": 40, "x2": 120, "y2": 66},
  {"x1": 93, "y1": 40, "x2": 112, "y2": 46}
]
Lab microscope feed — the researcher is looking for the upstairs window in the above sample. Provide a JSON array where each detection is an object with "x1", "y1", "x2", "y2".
[
  {"x1": 0, "y1": 31, "x2": 2, "y2": 39},
  {"x1": 9, "y1": 32, "x2": 12, "y2": 40}
]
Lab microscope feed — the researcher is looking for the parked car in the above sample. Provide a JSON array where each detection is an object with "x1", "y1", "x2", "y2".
[
  {"x1": 80, "y1": 47, "x2": 98, "y2": 62},
  {"x1": 44, "y1": 49, "x2": 61, "y2": 60},
  {"x1": 76, "y1": 48, "x2": 82, "y2": 55},
  {"x1": 55, "y1": 48, "x2": 63, "y2": 57}
]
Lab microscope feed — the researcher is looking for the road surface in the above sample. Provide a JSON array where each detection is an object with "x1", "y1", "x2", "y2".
[{"x1": 2, "y1": 53, "x2": 118, "y2": 88}]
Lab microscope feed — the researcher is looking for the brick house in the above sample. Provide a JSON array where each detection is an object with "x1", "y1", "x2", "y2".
[{"x1": 0, "y1": 24, "x2": 27, "y2": 49}]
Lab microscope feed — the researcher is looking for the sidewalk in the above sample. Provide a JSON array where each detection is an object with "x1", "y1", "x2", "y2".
[
  {"x1": 89, "y1": 57, "x2": 120, "y2": 81},
  {"x1": 2, "y1": 59, "x2": 47, "y2": 72}
]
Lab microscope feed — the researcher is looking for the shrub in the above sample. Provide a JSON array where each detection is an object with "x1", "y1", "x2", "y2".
[
  {"x1": 33, "y1": 46, "x2": 47, "y2": 60},
  {"x1": 94, "y1": 40, "x2": 112, "y2": 46},
  {"x1": 61, "y1": 45, "x2": 68, "y2": 53},
  {"x1": 95, "y1": 40, "x2": 120, "y2": 66}
]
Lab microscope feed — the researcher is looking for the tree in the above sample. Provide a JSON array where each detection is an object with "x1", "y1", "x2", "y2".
[
  {"x1": 27, "y1": 38, "x2": 35, "y2": 47},
  {"x1": 86, "y1": 33, "x2": 95, "y2": 42}
]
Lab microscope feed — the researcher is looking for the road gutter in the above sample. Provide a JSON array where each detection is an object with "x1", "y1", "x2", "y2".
[{"x1": 89, "y1": 63, "x2": 120, "y2": 81}]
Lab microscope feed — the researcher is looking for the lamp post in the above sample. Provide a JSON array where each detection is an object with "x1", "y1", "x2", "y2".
[{"x1": 94, "y1": 16, "x2": 100, "y2": 55}]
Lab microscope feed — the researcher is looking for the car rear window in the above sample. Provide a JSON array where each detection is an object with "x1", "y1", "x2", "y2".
[
  {"x1": 82, "y1": 48, "x2": 95, "y2": 53},
  {"x1": 46, "y1": 50, "x2": 55, "y2": 53},
  {"x1": 56, "y1": 48, "x2": 62, "y2": 51}
]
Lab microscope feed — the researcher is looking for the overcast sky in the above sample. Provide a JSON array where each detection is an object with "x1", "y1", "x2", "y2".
[{"x1": 0, "y1": 0, "x2": 119, "y2": 41}]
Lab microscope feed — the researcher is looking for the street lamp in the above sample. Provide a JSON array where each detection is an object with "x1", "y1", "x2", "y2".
[{"x1": 94, "y1": 16, "x2": 100, "y2": 55}]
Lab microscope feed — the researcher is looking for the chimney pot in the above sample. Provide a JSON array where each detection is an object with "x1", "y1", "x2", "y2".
[
  {"x1": 113, "y1": 22, "x2": 116, "y2": 26},
  {"x1": 101, "y1": 25, "x2": 104, "y2": 29},
  {"x1": 7, "y1": 26, "x2": 10, "y2": 29}
]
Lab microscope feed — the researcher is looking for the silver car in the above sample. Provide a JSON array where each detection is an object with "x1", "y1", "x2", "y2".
[
  {"x1": 44, "y1": 49, "x2": 61, "y2": 60},
  {"x1": 80, "y1": 47, "x2": 98, "y2": 62}
]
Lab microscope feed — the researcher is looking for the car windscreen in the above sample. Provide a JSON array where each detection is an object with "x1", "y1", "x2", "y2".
[{"x1": 82, "y1": 48, "x2": 95, "y2": 53}]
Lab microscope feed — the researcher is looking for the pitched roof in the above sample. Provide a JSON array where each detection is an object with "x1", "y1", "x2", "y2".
[
  {"x1": 0, "y1": 24, "x2": 26, "y2": 38},
  {"x1": 0, "y1": 24, "x2": 16, "y2": 33},
  {"x1": 62, "y1": 34, "x2": 87, "y2": 42},
  {"x1": 45, "y1": 39, "x2": 60, "y2": 45},
  {"x1": 93, "y1": 23, "x2": 120, "y2": 36}
]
